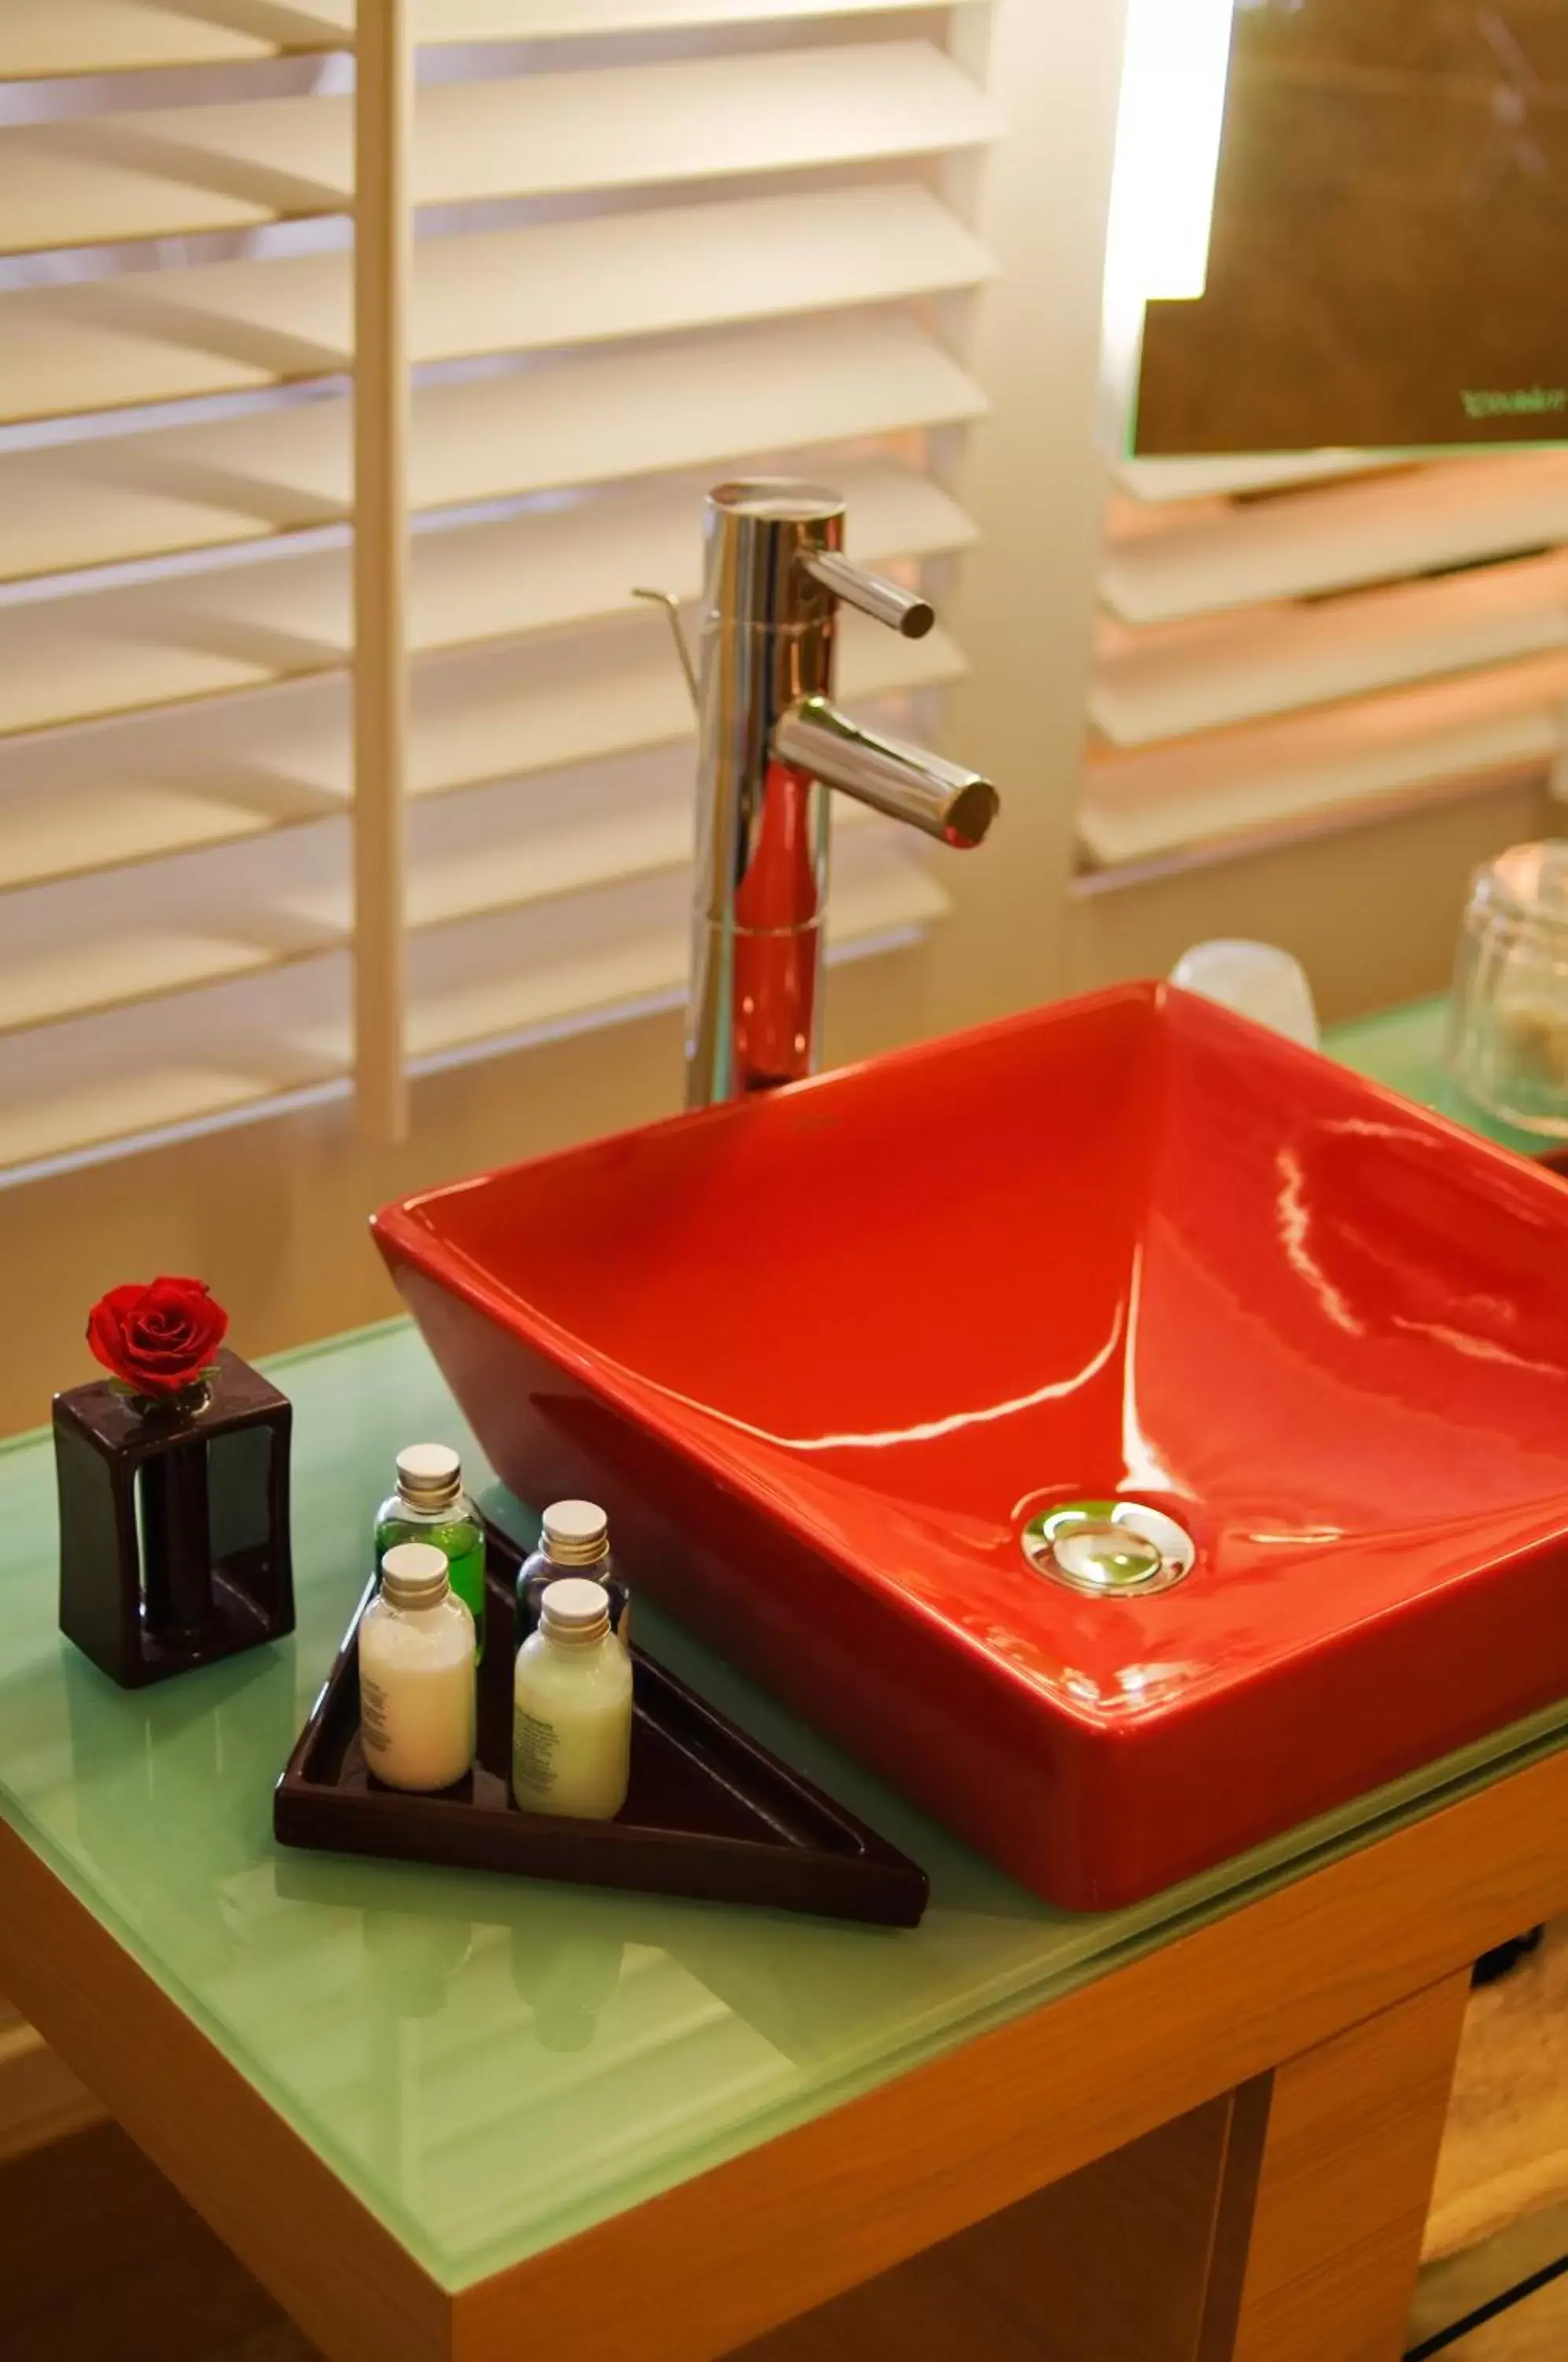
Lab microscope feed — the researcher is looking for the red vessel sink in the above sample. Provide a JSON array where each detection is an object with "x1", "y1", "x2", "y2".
[{"x1": 375, "y1": 983, "x2": 1568, "y2": 1908}]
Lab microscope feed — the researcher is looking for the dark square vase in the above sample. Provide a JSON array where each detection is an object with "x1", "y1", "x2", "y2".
[{"x1": 55, "y1": 1348, "x2": 294, "y2": 1688}]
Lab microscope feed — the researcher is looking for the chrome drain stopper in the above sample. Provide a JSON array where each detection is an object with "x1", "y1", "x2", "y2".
[{"x1": 1023, "y1": 1500, "x2": 1195, "y2": 1598}]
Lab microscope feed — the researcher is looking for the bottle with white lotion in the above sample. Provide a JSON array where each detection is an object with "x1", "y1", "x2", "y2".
[{"x1": 360, "y1": 1542, "x2": 475, "y2": 1793}]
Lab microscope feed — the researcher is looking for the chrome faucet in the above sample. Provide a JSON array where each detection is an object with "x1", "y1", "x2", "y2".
[{"x1": 638, "y1": 478, "x2": 999, "y2": 1109}]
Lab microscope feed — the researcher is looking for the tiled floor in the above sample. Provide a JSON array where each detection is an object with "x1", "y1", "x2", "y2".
[
  {"x1": 1406, "y1": 1924, "x2": 1568, "y2": 2357},
  {"x1": 1412, "y1": 2201, "x2": 1568, "y2": 2350},
  {"x1": 1426, "y1": 1927, "x2": 1568, "y2": 2259},
  {"x1": 1437, "y1": 2268, "x2": 1568, "y2": 2358}
]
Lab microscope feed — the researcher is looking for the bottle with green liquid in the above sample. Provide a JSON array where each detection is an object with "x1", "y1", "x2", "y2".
[{"x1": 375, "y1": 1444, "x2": 486, "y2": 1658}]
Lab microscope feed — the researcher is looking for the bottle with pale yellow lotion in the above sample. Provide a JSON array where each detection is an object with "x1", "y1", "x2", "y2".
[{"x1": 512, "y1": 1577, "x2": 632, "y2": 1820}]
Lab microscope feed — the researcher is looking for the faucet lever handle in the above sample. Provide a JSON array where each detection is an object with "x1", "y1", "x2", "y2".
[
  {"x1": 799, "y1": 550, "x2": 935, "y2": 641},
  {"x1": 632, "y1": 586, "x2": 700, "y2": 714}
]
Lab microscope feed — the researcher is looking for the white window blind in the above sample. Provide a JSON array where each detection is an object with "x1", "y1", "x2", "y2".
[
  {"x1": 1079, "y1": 449, "x2": 1568, "y2": 870},
  {"x1": 0, "y1": 2, "x2": 1001, "y2": 1176}
]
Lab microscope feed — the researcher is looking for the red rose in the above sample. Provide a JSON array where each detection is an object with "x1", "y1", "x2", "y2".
[{"x1": 87, "y1": 1276, "x2": 229, "y2": 1400}]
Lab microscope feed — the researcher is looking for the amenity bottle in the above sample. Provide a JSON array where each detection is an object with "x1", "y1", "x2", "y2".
[
  {"x1": 360, "y1": 1542, "x2": 476, "y2": 1793},
  {"x1": 376, "y1": 1442, "x2": 486, "y2": 1656},
  {"x1": 515, "y1": 1499, "x2": 630, "y2": 1645},
  {"x1": 512, "y1": 1578, "x2": 633, "y2": 1821}
]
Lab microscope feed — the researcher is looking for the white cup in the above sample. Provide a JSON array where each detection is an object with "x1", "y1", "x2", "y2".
[{"x1": 1170, "y1": 939, "x2": 1321, "y2": 1051}]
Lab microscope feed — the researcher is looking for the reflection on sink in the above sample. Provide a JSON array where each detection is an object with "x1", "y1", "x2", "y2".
[{"x1": 375, "y1": 983, "x2": 1568, "y2": 1908}]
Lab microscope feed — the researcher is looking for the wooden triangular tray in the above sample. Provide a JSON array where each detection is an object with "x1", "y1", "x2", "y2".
[{"x1": 274, "y1": 1527, "x2": 927, "y2": 1927}]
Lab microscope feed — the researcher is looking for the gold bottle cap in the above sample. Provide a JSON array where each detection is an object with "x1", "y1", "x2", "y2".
[
  {"x1": 380, "y1": 1541, "x2": 450, "y2": 1610},
  {"x1": 541, "y1": 1499, "x2": 609, "y2": 1567},
  {"x1": 538, "y1": 1577, "x2": 611, "y2": 1646},
  {"x1": 396, "y1": 1442, "x2": 463, "y2": 1510}
]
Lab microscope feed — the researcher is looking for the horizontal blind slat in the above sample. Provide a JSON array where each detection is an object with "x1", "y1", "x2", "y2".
[
  {"x1": 412, "y1": 0, "x2": 982, "y2": 37},
  {"x1": 1080, "y1": 653, "x2": 1568, "y2": 866},
  {"x1": 0, "y1": 42, "x2": 999, "y2": 254},
  {"x1": 0, "y1": 3, "x2": 350, "y2": 77},
  {"x1": 1091, "y1": 550, "x2": 1568, "y2": 746},
  {"x1": 0, "y1": 313, "x2": 986, "y2": 583},
  {"x1": 0, "y1": 613, "x2": 964, "y2": 893},
  {"x1": 0, "y1": 184, "x2": 994, "y2": 428},
  {"x1": 0, "y1": 0, "x2": 983, "y2": 77},
  {"x1": 0, "y1": 459, "x2": 974, "y2": 736},
  {"x1": 1103, "y1": 451, "x2": 1568, "y2": 625},
  {"x1": 1115, "y1": 451, "x2": 1399, "y2": 504}
]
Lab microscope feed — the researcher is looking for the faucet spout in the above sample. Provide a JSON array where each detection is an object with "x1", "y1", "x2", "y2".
[{"x1": 772, "y1": 695, "x2": 998, "y2": 850}]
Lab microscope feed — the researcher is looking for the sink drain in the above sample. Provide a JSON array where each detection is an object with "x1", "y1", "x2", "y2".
[{"x1": 1023, "y1": 1501, "x2": 1195, "y2": 1598}]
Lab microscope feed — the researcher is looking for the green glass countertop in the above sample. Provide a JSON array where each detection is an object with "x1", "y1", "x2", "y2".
[
  {"x1": 2, "y1": 999, "x2": 1566, "y2": 2294},
  {"x1": 1328, "y1": 994, "x2": 1543, "y2": 1147}
]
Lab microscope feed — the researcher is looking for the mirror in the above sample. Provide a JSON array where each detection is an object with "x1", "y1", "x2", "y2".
[{"x1": 1105, "y1": 1, "x2": 1568, "y2": 457}]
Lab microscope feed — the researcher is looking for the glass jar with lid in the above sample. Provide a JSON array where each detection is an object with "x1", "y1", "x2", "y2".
[{"x1": 1448, "y1": 842, "x2": 1568, "y2": 1137}]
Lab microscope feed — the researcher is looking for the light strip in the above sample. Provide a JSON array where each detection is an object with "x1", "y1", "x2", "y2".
[{"x1": 1104, "y1": 0, "x2": 1237, "y2": 311}]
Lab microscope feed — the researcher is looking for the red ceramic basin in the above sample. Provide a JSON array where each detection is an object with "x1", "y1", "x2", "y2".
[{"x1": 375, "y1": 983, "x2": 1568, "y2": 1908}]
